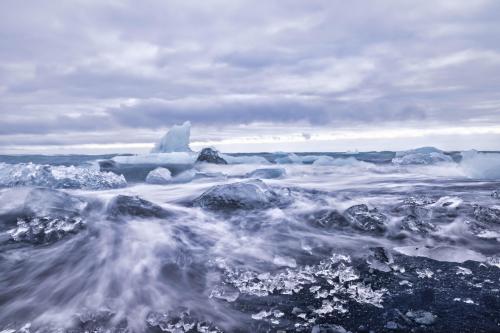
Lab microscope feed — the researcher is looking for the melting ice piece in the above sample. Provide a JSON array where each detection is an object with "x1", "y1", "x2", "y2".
[
  {"x1": 394, "y1": 245, "x2": 486, "y2": 263},
  {"x1": 392, "y1": 147, "x2": 453, "y2": 165},
  {"x1": 107, "y1": 195, "x2": 172, "y2": 219},
  {"x1": 343, "y1": 204, "x2": 387, "y2": 233},
  {"x1": 194, "y1": 179, "x2": 280, "y2": 210},
  {"x1": 9, "y1": 216, "x2": 84, "y2": 244},
  {"x1": 406, "y1": 310, "x2": 437, "y2": 325},
  {"x1": 151, "y1": 121, "x2": 192, "y2": 153},
  {"x1": 246, "y1": 168, "x2": 286, "y2": 179},
  {"x1": 145, "y1": 167, "x2": 172, "y2": 184},
  {"x1": 210, "y1": 285, "x2": 239, "y2": 302},
  {"x1": 273, "y1": 255, "x2": 297, "y2": 268}
]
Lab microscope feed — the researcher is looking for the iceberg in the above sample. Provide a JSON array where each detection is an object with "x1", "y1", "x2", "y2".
[
  {"x1": 392, "y1": 147, "x2": 453, "y2": 165},
  {"x1": 145, "y1": 167, "x2": 172, "y2": 184},
  {"x1": 151, "y1": 121, "x2": 192, "y2": 153},
  {"x1": 0, "y1": 163, "x2": 127, "y2": 190},
  {"x1": 460, "y1": 150, "x2": 500, "y2": 179}
]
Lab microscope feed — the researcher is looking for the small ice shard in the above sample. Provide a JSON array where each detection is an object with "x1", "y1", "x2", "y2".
[
  {"x1": 311, "y1": 324, "x2": 348, "y2": 333},
  {"x1": 394, "y1": 245, "x2": 486, "y2": 263},
  {"x1": 347, "y1": 283, "x2": 385, "y2": 308},
  {"x1": 246, "y1": 168, "x2": 286, "y2": 179},
  {"x1": 406, "y1": 310, "x2": 436, "y2": 325},
  {"x1": 313, "y1": 300, "x2": 335, "y2": 315},
  {"x1": 273, "y1": 255, "x2": 297, "y2": 268},
  {"x1": 107, "y1": 195, "x2": 172, "y2": 219},
  {"x1": 193, "y1": 179, "x2": 280, "y2": 210},
  {"x1": 151, "y1": 121, "x2": 192, "y2": 153},
  {"x1": 415, "y1": 268, "x2": 434, "y2": 279},
  {"x1": 145, "y1": 167, "x2": 172, "y2": 184},
  {"x1": 209, "y1": 285, "x2": 239, "y2": 302},
  {"x1": 392, "y1": 147, "x2": 453, "y2": 165},
  {"x1": 196, "y1": 148, "x2": 227, "y2": 164},
  {"x1": 251, "y1": 310, "x2": 272, "y2": 320},
  {"x1": 344, "y1": 204, "x2": 387, "y2": 233},
  {"x1": 456, "y1": 266, "x2": 472, "y2": 275}
]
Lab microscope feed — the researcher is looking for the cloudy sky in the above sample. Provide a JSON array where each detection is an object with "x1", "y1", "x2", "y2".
[{"x1": 1, "y1": 0, "x2": 500, "y2": 154}]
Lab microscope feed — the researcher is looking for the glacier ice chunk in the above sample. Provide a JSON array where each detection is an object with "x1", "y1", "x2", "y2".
[
  {"x1": 145, "y1": 167, "x2": 172, "y2": 184},
  {"x1": 460, "y1": 150, "x2": 500, "y2": 179},
  {"x1": 151, "y1": 121, "x2": 192, "y2": 153},
  {"x1": 0, "y1": 163, "x2": 126, "y2": 190}
]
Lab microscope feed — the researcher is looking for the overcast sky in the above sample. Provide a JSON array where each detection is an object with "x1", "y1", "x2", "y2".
[{"x1": 1, "y1": 0, "x2": 500, "y2": 153}]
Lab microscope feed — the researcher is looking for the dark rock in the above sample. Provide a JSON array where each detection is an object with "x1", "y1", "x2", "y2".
[
  {"x1": 196, "y1": 148, "x2": 227, "y2": 164},
  {"x1": 98, "y1": 159, "x2": 117, "y2": 170},
  {"x1": 107, "y1": 195, "x2": 172, "y2": 219},
  {"x1": 193, "y1": 180, "x2": 280, "y2": 210},
  {"x1": 344, "y1": 204, "x2": 387, "y2": 233},
  {"x1": 492, "y1": 190, "x2": 500, "y2": 199},
  {"x1": 473, "y1": 205, "x2": 500, "y2": 224}
]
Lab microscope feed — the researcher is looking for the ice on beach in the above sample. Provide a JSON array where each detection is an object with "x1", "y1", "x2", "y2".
[
  {"x1": 145, "y1": 167, "x2": 172, "y2": 184},
  {"x1": 0, "y1": 163, "x2": 127, "y2": 190},
  {"x1": 151, "y1": 121, "x2": 192, "y2": 153},
  {"x1": 392, "y1": 147, "x2": 453, "y2": 165}
]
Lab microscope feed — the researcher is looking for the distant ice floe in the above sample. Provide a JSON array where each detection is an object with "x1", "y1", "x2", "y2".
[
  {"x1": 460, "y1": 150, "x2": 500, "y2": 180},
  {"x1": 220, "y1": 154, "x2": 270, "y2": 164},
  {"x1": 0, "y1": 163, "x2": 126, "y2": 190},
  {"x1": 112, "y1": 152, "x2": 198, "y2": 165},
  {"x1": 392, "y1": 147, "x2": 453, "y2": 165},
  {"x1": 151, "y1": 121, "x2": 192, "y2": 153}
]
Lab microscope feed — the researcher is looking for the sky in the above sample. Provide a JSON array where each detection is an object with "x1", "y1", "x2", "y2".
[{"x1": 1, "y1": 0, "x2": 500, "y2": 154}]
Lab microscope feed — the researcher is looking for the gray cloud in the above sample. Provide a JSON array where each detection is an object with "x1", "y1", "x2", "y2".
[{"x1": 1, "y1": 0, "x2": 500, "y2": 150}]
